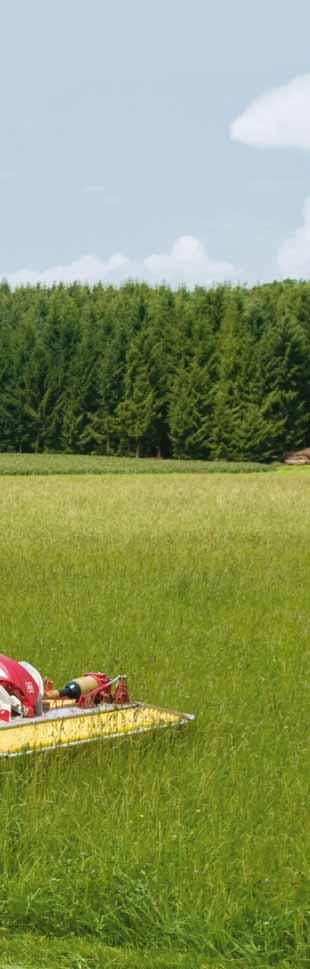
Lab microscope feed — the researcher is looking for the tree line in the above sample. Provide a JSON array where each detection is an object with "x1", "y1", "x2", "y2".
[{"x1": 0, "y1": 278, "x2": 309, "y2": 461}]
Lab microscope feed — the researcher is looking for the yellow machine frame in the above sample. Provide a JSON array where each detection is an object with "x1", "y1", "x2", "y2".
[{"x1": 0, "y1": 701, "x2": 194, "y2": 757}]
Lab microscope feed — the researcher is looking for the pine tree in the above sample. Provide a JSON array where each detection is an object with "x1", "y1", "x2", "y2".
[
  {"x1": 0, "y1": 279, "x2": 309, "y2": 462},
  {"x1": 258, "y1": 304, "x2": 309, "y2": 457},
  {"x1": 211, "y1": 295, "x2": 245, "y2": 459},
  {"x1": 169, "y1": 360, "x2": 214, "y2": 458},
  {"x1": 117, "y1": 340, "x2": 156, "y2": 457}
]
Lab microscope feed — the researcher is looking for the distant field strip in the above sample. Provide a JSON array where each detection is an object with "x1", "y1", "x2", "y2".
[
  {"x1": 0, "y1": 471, "x2": 309, "y2": 967},
  {"x1": 0, "y1": 453, "x2": 272, "y2": 474}
]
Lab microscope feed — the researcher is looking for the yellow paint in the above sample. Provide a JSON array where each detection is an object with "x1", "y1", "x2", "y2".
[{"x1": 0, "y1": 703, "x2": 193, "y2": 757}]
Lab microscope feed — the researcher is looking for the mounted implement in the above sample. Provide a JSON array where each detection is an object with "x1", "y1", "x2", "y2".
[{"x1": 0, "y1": 654, "x2": 194, "y2": 758}]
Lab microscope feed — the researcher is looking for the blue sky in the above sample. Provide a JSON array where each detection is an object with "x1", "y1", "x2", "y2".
[{"x1": 1, "y1": 0, "x2": 310, "y2": 287}]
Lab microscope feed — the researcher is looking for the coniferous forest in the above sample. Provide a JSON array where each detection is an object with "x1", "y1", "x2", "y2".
[{"x1": 0, "y1": 278, "x2": 310, "y2": 461}]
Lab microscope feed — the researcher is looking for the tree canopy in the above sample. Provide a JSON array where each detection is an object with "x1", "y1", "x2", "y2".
[{"x1": 0, "y1": 278, "x2": 309, "y2": 460}]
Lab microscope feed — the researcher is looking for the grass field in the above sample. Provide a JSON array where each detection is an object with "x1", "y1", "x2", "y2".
[
  {"x1": 0, "y1": 468, "x2": 309, "y2": 968},
  {"x1": 0, "y1": 453, "x2": 272, "y2": 475}
]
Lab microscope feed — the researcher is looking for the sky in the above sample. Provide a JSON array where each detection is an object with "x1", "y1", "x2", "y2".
[{"x1": 1, "y1": 0, "x2": 310, "y2": 288}]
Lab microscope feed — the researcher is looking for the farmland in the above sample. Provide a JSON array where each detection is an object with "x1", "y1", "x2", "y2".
[{"x1": 0, "y1": 466, "x2": 309, "y2": 969}]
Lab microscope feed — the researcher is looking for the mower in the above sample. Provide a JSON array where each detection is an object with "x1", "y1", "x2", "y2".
[{"x1": 0, "y1": 653, "x2": 194, "y2": 757}]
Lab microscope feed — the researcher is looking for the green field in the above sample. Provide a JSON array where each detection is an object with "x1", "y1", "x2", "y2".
[
  {"x1": 0, "y1": 453, "x2": 272, "y2": 475},
  {"x1": 0, "y1": 469, "x2": 309, "y2": 969}
]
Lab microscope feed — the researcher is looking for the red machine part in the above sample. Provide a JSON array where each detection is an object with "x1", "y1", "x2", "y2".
[
  {"x1": 114, "y1": 676, "x2": 130, "y2": 705},
  {"x1": 77, "y1": 673, "x2": 113, "y2": 708},
  {"x1": 0, "y1": 654, "x2": 40, "y2": 718},
  {"x1": 0, "y1": 658, "x2": 130, "y2": 718},
  {"x1": 77, "y1": 673, "x2": 130, "y2": 707}
]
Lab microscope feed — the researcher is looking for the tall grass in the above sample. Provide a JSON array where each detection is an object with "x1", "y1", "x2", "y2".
[{"x1": 0, "y1": 473, "x2": 309, "y2": 968}]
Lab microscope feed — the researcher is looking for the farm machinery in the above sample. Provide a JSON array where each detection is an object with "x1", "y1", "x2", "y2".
[{"x1": 0, "y1": 653, "x2": 194, "y2": 757}]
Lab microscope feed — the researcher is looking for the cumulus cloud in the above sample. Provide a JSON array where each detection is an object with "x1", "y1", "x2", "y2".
[
  {"x1": 5, "y1": 253, "x2": 130, "y2": 288},
  {"x1": 230, "y1": 74, "x2": 310, "y2": 149},
  {"x1": 3, "y1": 236, "x2": 240, "y2": 289},
  {"x1": 144, "y1": 236, "x2": 238, "y2": 285},
  {"x1": 277, "y1": 197, "x2": 310, "y2": 278}
]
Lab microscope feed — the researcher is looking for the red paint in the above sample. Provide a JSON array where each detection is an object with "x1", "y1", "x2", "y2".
[{"x1": 0, "y1": 654, "x2": 40, "y2": 718}]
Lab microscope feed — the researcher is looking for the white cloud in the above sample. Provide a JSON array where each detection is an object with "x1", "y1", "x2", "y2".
[
  {"x1": 277, "y1": 197, "x2": 310, "y2": 278},
  {"x1": 230, "y1": 74, "x2": 310, "y2": 149},
  {"x1": 2, "y1": 236, "x2": 241, "y2": 289},
  {"x1": 4, "y1": 253, "x2": 130, "y2": 288},
  {"x1": 144, "y1": 235, "x2": 237, "y2": 284}
]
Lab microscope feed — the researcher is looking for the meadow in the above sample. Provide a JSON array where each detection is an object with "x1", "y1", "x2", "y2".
[
  {"x1": 0, "y1": 467, "x2": 309, "y2": 969},
  {"x1": 0, "y1": 453, "x2": 271, "y2": 475}
]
